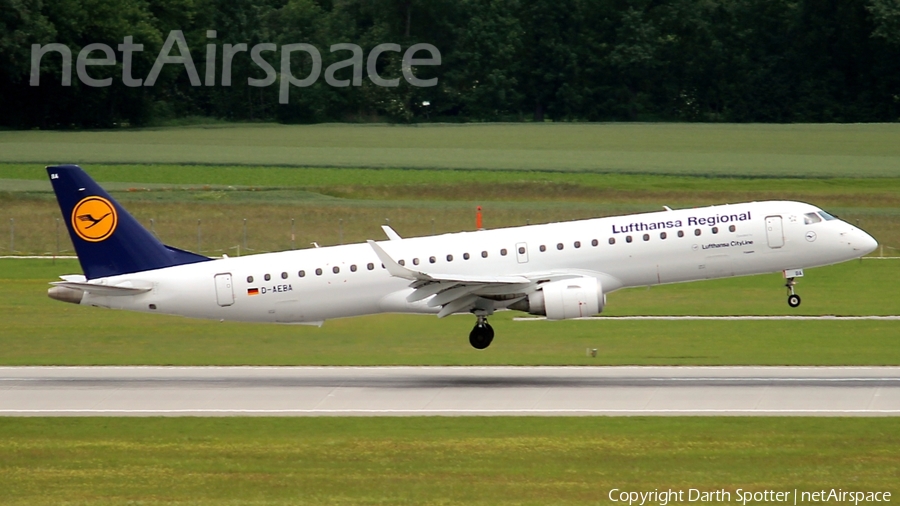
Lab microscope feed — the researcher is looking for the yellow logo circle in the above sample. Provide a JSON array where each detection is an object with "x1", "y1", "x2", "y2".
[{"x1": 71, "y1": 196, "x2": 118, "y2": 242}]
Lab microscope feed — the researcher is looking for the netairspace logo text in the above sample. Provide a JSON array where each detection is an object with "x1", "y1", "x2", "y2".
[
  {"x1": 30, "y1": 30, "x2": 440, "y2": 104},
  {"x1": 608, "y1": 488, "x2": 892, "y2": 506}
]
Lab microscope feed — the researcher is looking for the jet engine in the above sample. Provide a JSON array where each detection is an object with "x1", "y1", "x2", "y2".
[{"x1": 511, "y1": 277, "x2": 605, "y2": 319}]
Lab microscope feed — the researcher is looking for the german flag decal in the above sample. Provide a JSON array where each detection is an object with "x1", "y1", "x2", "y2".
[{"x1": 247, "y1": 288, "x2": 259, "y2": 296}]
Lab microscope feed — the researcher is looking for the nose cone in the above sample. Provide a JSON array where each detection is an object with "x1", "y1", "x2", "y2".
[{"x1": 854, "y1": 229, "x2": 878, "y2": 256}]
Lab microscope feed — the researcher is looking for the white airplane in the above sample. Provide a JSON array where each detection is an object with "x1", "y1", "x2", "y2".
[{"x1": 47, "y1": 165, "x2": 878, "y2": 349}]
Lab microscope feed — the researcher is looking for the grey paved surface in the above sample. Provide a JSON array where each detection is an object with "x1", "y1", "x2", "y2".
[
  {"x1": 514, "y1": 316, "x2": 900, "y2": 320},
  {"x1": 1, "y1": 366, "x2": 899, "y2": 416}
]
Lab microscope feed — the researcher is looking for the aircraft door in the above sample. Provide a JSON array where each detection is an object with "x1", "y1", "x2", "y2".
[
  {"x1": 515, "y1": 242, "x2": 529, "y2": 263},
  {"x1": 214, "y1": 273, "x2": 235, "y2": 306},
  {"x1": 766, "y1": 216, "x2": 784, "y2": 248}
]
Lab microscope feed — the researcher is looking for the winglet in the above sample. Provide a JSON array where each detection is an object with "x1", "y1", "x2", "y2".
[
  {"x1": 366, "y1": 240, "x2": 427, "y2": 281},
  {"x1": 381, "y1": 225, "x2": 402, "y2": 241}
]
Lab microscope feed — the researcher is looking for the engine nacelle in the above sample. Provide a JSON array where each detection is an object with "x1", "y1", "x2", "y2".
[{"x1": 513, "y1": 277, "x2": 605, "y2": 320}]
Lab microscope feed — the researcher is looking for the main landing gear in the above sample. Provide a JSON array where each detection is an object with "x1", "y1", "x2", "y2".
[
  {"x1": 469, "y1": 314, "x2": 494, "y2": 349},
  {"x1": 785, "y1": 277, "x2": 801, "y2": 308}
]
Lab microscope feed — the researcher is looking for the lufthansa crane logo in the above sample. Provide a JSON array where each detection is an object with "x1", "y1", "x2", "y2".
[{"x1": 71, "y1": 196, "x2": 117, "y2": 242}]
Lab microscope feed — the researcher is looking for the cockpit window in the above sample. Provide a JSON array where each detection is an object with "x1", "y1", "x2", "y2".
[
  {"x1": 804, "y1": 212, "x2": 822, "y2": 225},
  {"x1": 818, "y1": 211, "x2": 837, "y2": 221}
]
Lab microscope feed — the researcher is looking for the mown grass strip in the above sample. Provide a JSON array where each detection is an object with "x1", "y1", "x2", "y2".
[
  {"x1": 0, "y1": 417, "x2": 897, "y2": 505},
  {"x1": 3, "y1": 259, "x2": 897, "y2": 366},
  {"x1": 7, "y1": 163, "x2": 900, "y2": 190},
  {"x1": 3, "y1": 123, "x2": 900, "y2": 176},
  {"x1": 3, "y1": 166, "x2": 899, "y2": 254}
]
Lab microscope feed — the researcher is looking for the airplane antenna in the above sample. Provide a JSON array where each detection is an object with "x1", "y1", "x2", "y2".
[
  {"x1": 663, "y1": 206, "x2": 673, "y2": 211},
  {"x1": 476, "y1": 206, "x2": 483, "y2": 230}
]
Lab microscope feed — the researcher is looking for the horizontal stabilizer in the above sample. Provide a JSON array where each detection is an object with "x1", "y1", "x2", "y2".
[{"x1": 50, "y1": 281, "x2": 151, "y2": 296}]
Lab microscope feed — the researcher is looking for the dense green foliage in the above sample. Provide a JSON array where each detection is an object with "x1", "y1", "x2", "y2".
[{"x1": 3, "y1": 0, "x2": 900, "y2": 128}]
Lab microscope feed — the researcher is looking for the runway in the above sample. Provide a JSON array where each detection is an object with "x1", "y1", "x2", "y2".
[
  {"x1": 1, "y1": 366, "x2": 899, "y2": 416},
  {"x1": 513, "y1": 316, "x2": 900, "y2": 320}
]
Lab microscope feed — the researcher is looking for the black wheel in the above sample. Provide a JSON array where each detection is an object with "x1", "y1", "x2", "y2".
[
  {"x1": 788, "y1": 294, "x2": 801, "y2": 308},
  {"x1": 468, "y1": 323, "x2": 494, "y2": 349}
]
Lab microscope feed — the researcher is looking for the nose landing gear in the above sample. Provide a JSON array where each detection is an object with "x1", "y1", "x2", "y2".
[
  {"x1": 782, "y1": 269, "x2": 804, "y2": 308},
  {"x1": 786, "y1": 278, "x2": 801, "y2": 308},
  {"x1": 469, "y1": 314, "x2": 494, "y2": 349}
]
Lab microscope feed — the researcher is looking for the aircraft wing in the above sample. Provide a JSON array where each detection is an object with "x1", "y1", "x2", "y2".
[
  {"x1": 368, "y1": 240, "x2": 571, "y2": 317},
  {"x1": 367, "y1": 240, "x2": 530, "y2": 284}
]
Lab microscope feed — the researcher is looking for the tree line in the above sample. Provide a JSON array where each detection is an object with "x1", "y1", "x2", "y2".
[{"x1": 2, "y1": 0, "x2": 899, "y2": 128}]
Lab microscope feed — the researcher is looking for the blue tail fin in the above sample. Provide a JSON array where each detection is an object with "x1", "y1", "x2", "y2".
[{"x1": 48, "y1": 165, "x2": 210, "y2": 279}]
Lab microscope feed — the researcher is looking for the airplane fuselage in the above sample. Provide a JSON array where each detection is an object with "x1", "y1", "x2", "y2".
[{"x1": 72, "y1": 200, "x2": 877, "y2": 324}]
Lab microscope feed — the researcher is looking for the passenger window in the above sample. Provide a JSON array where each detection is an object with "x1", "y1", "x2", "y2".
[
  {"x1": 804, "y1": 212, "x2": 822, "y2": 225},
  {"x1": 729, "y1": 225, "x2": 736, "y2": 232},
  {"x1": 694, "y1": 229, "x2": 701, "y2": 236},
  {"x1": 540, "y1": 245, "x2": 547, "y2": 252},
  {"x1": 429, "y1": 256, "x2": 436, "y2": 264},
  {"x1": 556, "y1": 243, "x2": 564, "y2": 250},
  {"x1": 281, "y1": 272, "x2": 288, "y2": 279},
  {"x1": 712, "y1": 227, "x2": 718, "y2": 234},
  {"x1": 643, "y1": 234, "x2": 650, "y2": 241},
  {"x1": 350, "y1": 264, "x2": 357, "y2": 272},
  {"x1": 518, "y1": 247, "x2": 526, "y2": 254},
  {"x1": 446, "y1": 254, "x2": 453, "y2": 262},
  {"x1": 608, "y1": 237, "x2": 615, "y2": 245},
  {"x1": 574, "y1": 241, "x2": 581, "y2": 248},
  {"x1": 298, "y1": 271, "x2": 305, "y2": 278},
  {"x1": 315, "y1": 268, "x2": 323, "y2": 276},
  {"x1": 678, "y1": 230, "x2": 685, "y2": 238},
  {"x1": 463, "y1": 253, "x2": 470, "y2": 260},
  {"x1": 660, "y1": 232, "x2": 667, "y2": 239},
  {"x1": 592, "y1": 239, "x2": 599, "y2": 246},
  {"x1": 481, "y1": 251, "x2": 488, "y2": 258},
  {"x1": 413, "y1": 258, "x2": 419, "y2": 265},
  {"x1": 367, "y1": 263, "x2": 374, "y2": 270},
  {"x1": 247, "y1": 276, "x2": 254, "y2": 283},
  {"x1": 626, "y1": 236, "x2": 633, "y2": 243},
  {"x1": 333, "y1": 266, "x2": 340, "y2": 274},
  {"x1": 500, "y1": 249, "x2": 508, "y2": 256},
  {"x1": 398, "y1": 260, "x2": 405, "y2": 266},
  {"x1": 264, "y1": 274, "x2": 271, "y2": 281}
]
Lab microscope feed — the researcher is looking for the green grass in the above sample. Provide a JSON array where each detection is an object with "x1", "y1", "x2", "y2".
[
  {"x1": 7, "y1": 163, "x2": 900, "y2": 189},
  {"x1": 3, "y1": 165, "x2": 899, "y2": 255},
  {"x1": 0, "y1": 417, "x2": 897, "y2": 505},
  {"x1": 1, "y1": 126, "x2": 898, "y2": 364},
  {"x1": 2, "y1": 259, "x2": 897, "y2": 365},
  {"x1": 3, "y1": 123, "x2": 900, "y2": 176}
]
